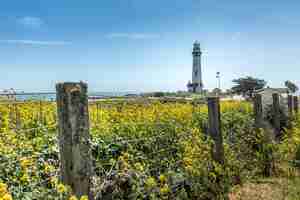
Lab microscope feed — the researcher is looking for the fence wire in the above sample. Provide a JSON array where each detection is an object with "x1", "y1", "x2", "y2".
[{"x1": 1, "y1": 95, "x2": 300, "y2": 199}]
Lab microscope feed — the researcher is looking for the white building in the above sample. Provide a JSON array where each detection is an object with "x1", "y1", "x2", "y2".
[
  {"x1": 187, "y1": 41, "x2": 203, "y2": 93},
  {"x1": 254, "y1": 87, "x2": 290, "y2": 116}
]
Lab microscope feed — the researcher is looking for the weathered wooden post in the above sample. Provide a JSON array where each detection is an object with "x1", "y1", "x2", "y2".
[
  {"x1": 253, "y1": 94, "x2": 274, "y2": 176},
  {"x1": 254, "y1": 94, "x2": 263, "y2": 128},
  {"x1": 96, "y1": 102, "x2": 99, "y2": 123},
  {"x1": 99, "y1": 103, "x2": 102, "y2": 123},
  {"x1": 56, "y1": 82, "x2": 93, "y2": 199},
  {"x1": 192, "y1": 101, "x2": 196, "y2": 115},
  {"x1": 15, "y1": 104, "x2": 21, "y2": 130},
  {"x1": 8, "y1": 103, "x2": 14, "y2": 129},
  {"x1": 288, "y1": 95, "x2": 294, "y2": 117},
  {"x1": 293, "y1": 96, "x2": 298, "y2": 114},
  {"x1": 117, "y1": 103, "x2": 122, "y2": 113},
  {"x1": 207, "y1": 97, "x2": 224, "y2": 165},
  {"x1": 39, "y1": 100, "x2": 43, "y2": 124},
  {"x1": 272, "y1": 93, "x2": 281, "y2": 137}
]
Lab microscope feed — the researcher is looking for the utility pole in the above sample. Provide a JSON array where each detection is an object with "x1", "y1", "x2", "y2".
[{"x1": 216, "y1": 72, "x2": 221, "y2": 96}]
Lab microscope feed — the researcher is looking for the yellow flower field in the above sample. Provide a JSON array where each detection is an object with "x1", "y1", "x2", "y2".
[{"x1": 0, "y1": 100, "x2": 299, "y2": 199}]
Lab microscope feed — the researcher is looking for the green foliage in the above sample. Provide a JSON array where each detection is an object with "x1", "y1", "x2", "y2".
[
  {"x1": 0, "y1": 100, "x2": 299, "y2": 199},
  {"x1": 284, "y1": 80, "x2": 298, "y2": 93},
  {"x1": 231, "y1": 76, "x2": 267, "y2": 97}
]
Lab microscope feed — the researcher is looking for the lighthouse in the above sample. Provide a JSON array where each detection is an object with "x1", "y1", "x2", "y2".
[{"x1": 187, "y1": 41, "x2": 203, "y2": 93}]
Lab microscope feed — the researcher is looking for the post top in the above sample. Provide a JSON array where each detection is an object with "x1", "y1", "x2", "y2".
[
  {"x1": 56, "y1": 81, "x2": 87, "y2": 85},
  {"x1": 56, "y1": 81, "x2": 88, "y2": 93},
  {"x1": 206, "y1": 96, "x2": 220, "y2": 101}
]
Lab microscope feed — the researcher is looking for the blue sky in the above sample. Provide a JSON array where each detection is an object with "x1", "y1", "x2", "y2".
[{"x1": 1, "y1": 0, "x2": 300, "y2": 92}]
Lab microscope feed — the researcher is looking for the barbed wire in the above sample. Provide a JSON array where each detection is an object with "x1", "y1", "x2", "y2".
[
  {"x1": 0, "y1": 155, "x2": 36, "y2": 167},
  {"x1": 89, "y1": 121, "x2": 179, "y2": 129},
  {"x1": 1, "y1": 158, "x2": 60, "y2": 190},
  {"x1": 92, "y1": 131, "x2": 193, "y2": 179},
  {"x1": 13, "y1": 124, "x2": 57, "y2": 134},
  {"x1": 147, "y1": 146, "x2": 180, "y2": 157},
  {"x1": 0, "y1": 151, "x2": 59, "y2": 167},
  {"x1": 107, "y1": 130, "x2": 193, "y2": 144},
  {"x1": 27, "y1": 171, "x2": 60, "y2": 189}
]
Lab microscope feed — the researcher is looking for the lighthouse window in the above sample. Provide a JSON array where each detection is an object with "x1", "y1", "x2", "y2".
[{"x1": 195, "y1": 70, "x2": 198, "y2": 76}]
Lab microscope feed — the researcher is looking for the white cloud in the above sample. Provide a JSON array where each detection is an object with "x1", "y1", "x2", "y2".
[
  {"x1": 17, "y1": 17, "x2": 44, "y2": 29},
  {"x1": 106, "y1": 33, "x2": 160, "y2": 39},
  {"x1": 0, "y1": 40, "x2": 71, "y2": 46}
]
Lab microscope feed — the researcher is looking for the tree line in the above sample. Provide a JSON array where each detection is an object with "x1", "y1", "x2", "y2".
[{"x1": 229, "y1": 76, "x2": 298, "y2": 98}]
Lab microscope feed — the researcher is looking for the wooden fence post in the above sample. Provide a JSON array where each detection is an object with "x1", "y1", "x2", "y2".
[
  {"x1": 15, "y1": 104, "x2": 21, "y2": 130},
  {"x1": 207, "y1": 97, "x2": 224, "y2": 165},
  {"x1": 39, "y1": 100, "x2": 43, "y2": 124},
  {"x1": 294, "y1": 96, "x2": 298, "y2": 114},
  {"x1": 192, "y1": 101, "x2": 196, "y2": 115},
  {"x1": 288, "y1": 95, "x2": 294, "y2": 117},
  {"x1": 96, "y1": 102, "x2": 99, "y2": 123},
  {"x1": 252, "y1": 94, "x2": 274, "y2": 176},
  {"x1": 8, "y1": 103, "x2": 14, "y2": 129},
  {"x1": 56, "y1": 82, "x2": 93, "y2": 199},
  {"x1": 272, "y1": 93, "x2": 281, "y2": 137},
  {"x1": 254, "y1": 94, "x2": 263, "y2": 128}
]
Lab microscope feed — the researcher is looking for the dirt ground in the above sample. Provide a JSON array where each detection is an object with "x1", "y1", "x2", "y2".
[{"x1": 229, "y1": 178, "x2": 299, "y2": 200}]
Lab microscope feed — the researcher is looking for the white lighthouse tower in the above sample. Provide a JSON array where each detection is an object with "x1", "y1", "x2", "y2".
[{"x1": 187, "y1": 41, "x2": 203, "y2": 93}]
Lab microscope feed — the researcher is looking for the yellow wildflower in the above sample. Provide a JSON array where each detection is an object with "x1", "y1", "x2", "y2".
[
  {"x1": 134, "y1": 163, "x2": 144, "y2": 171},
  {"x1": 44, "y1": 163, "x2": 54, "y2": 174},
  {"x1": 69, "y1": 195, "x2": 78, "y2": 200},
  {"x1": 20, "y1": 158, "x2": 32, "y2": 169},
  {"x1": 2, "y1": 193, "x2": 13, "y2": 200},
  {"x1": 0, "y1": 182, "x2": 8, "y2": 196},
  {"x1": 160, "y1": 184, "x2": 170, "y2": 195},
  {"x1": 145, "y1": 177, "x2": 156, "y2": 188},
  {"x1": 159, "y1": 175, "x2": 167, "y2": 183},
  {"x1": 80, "y1": 195, "x2": 89, "y2": 200},
  {"x1": 20, "y1": 173, "x2": 29, "y2": 183},
  {"x1": 183, "y1": 157, "x2": 193, "y2": 166},
  {"x1": 56, "y1": 183, "x2": 67, "y2": 194},
  {"x1": 50, "y1": 177, "x2": 58, "y2": 187}
]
